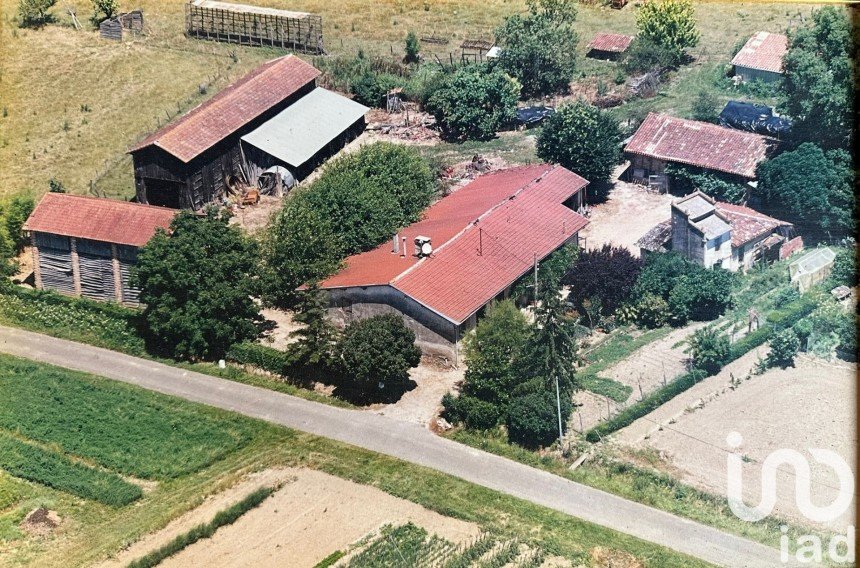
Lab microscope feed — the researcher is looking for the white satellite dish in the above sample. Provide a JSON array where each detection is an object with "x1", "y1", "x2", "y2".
[{"x1": 421, "y1": 242, "x2": 433, "y2": 256}]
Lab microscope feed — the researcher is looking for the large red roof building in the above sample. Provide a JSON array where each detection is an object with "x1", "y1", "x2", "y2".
[
  {"x1": 24, "y1": 194, "x2": 177, "y2": 305},
  {"x1": 320, "y1": 165, "x2": 589, "y2": 355}
]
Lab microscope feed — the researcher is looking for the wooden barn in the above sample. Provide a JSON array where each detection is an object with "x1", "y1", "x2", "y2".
[
  {"x1": 23, "y1": 194, "x2": 177, "y2": 306},
  {"x1": 129, "y1": 55, "x2": 367, "y2": 210}
]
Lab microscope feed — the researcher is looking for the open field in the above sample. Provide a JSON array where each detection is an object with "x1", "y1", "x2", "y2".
[
  {"x1": 629, "y1": 355, "x2": 856, "y2": 532},
  {"x1": 0, "y1": 0, "x2": 815, "y2": 201},
  {"x1": 0, "y1": 353, "x2": 710, "y2": 568}
]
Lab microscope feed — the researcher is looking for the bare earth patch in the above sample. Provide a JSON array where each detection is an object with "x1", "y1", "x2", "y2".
[
  {"x1": 109, "y1": 468, "x2": 478, "y2": 568},
  {"x1": 624, "y1": 355, "x2": 856, "y2": 531},
  {"x1": 373, "y1": 359, "x2": 464, "y2": 427}
]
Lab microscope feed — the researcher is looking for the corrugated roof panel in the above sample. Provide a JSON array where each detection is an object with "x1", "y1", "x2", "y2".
[{"x1": 241, "y1": 88, "x2": 368, "y2": 167}]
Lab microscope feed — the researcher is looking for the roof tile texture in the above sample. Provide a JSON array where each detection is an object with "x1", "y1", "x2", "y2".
[
  {"x1": 625, "y1": 113, "x2": 772, "y2": 179},
  {"x1": 24, "y1": 193, "x2": 177, "y2": 247},
  {"x1": 588, "y1": 32, "x2": 634, "y2": 53},
  {"x1": 321, "y1": 165, "x2": 589, "y2": 323},
  {"x1": 731, "y1": 31, "x2": 788, "y2": 74},
  {"x1": 130, "y1": 55, "x2": 320, "y2": 163}
]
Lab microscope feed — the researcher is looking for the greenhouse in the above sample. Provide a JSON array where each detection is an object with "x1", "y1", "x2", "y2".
[{"x1": 789, "y1": 247, "x2": 836, "y2": 292}]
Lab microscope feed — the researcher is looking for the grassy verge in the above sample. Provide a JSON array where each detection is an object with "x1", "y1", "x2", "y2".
[
  {"x1": 0, "y1": 287, "x2": 352, "y2": 408},
  {"x1": 127, "y1": 486, "x2": 275, "y2": 568},
  {"x1": 0, "y1": 433, "x2": 141, "y2": 507},
  {"x1": 1, "y1": 355, "x2": 709, "y2": 568},
  {"x1": 446, "y1": 429, "x2": 822, "y2": 552},
  {"x1": 580, "y1": 375, "x2": 633, "y2": 403}
]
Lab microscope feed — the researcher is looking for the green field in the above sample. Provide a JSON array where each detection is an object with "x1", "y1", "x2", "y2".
[{"x1": 0, "y1": 353, "x2": 710, "y2": 568}]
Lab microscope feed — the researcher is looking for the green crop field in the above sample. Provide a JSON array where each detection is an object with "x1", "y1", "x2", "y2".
[
  {"x1": 0, "y1": 353, "x2": 710, "y2": 568},
  {"x1": 0, "y1": 0, "x2": 815, "y2": 201}
]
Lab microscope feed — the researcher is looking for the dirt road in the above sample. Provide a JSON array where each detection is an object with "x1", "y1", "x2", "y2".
[{"x1": 0, "y1": 325, "x2": 791, "y2": 568}]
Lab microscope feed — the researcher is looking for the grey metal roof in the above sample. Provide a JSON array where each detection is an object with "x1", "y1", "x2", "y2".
[
  {"x1": 693, "y1": 214, "x2": 732, "y2": 240},
  {"x1": 675, "y1": 194, "x2": 715, "y2": 220},
  {"x1": 241, "y1": 87, "x2": 368, "y2": 167}
]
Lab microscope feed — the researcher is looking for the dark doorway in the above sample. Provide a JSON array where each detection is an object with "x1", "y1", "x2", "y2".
[{"x1": 143, "y1": 178, "x2": 183, "y2": 209}]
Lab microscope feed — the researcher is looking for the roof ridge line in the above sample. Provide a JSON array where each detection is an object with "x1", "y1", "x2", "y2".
[{"x1": 389, "y1": 165, "x2": 556, "y2": 286}]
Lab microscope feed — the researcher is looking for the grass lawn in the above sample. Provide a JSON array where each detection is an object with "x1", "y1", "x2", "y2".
[
  {"x1": 0, "y1": 353, "x2": 711, "y2": 568},
  {"x1": 0, "y1": 0, "x2": 815, "y2": 200}
]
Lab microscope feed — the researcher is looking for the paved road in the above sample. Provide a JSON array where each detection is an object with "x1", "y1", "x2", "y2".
[{"x1": 0, "y1": 326, "x2": 787, "y2": 567}]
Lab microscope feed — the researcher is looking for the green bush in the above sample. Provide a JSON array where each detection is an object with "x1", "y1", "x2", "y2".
[
  {"x1": 633, "y1": 294, "x2": 671, "y2": 328},
  {"x1": 728, "y1": 327, "x2": 771, "y2": 361},
  {"x1": 404, "y1": 30, "x2": 420, "y2": 64},
  {"x1": 766, "y1": 329, "x2": 800, "y2": 369},
  {"x1": 445, "y1": 395, "x2": 500, "y2": 430},
  {"x1": 351, "y1": 71, "x2": 402, "y2": 107},
  {"x1": 18, "y1": 0, "x2": 56, "y2": 27},
  {"x1": 506, "y1": 390, "x2": 571, "y2": 449},
  {"x1": 687, "y1": 327, "x2": 730, "y2": 375},
  {"x1": 0, "y1": 433, "x2": 142, "y2": 506},
  {"x1": 623, "y1": 38, "x2": 681, "y2": 74},
  {"x1": 128, "y1": 486, "x2": 274, "y2": 568},
  {"x1": 227, "y1": 342, "x2": 294, "y2": 376}
]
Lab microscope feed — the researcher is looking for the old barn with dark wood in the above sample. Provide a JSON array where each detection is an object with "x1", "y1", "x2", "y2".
[
  {"x1": 23, "y1": 194, "x2": 177, "y2": 305},
  {"x1": 129, "y1": 55, "x2": 367, "y2": 210}
]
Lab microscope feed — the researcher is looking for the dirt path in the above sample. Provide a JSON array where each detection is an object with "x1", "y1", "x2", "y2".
[
  {"x1": 578, "y1": 171, "x2": 675, "y2": 255},
  {"x1": 157, "y1": 468, "x2": 479, "y2": 568},
  {"x1": 622, "y1": 354, "x2": 856, "y2": 531},
  {"x1": 373, "y1": 362, "x2": 463, "y2": 427}
]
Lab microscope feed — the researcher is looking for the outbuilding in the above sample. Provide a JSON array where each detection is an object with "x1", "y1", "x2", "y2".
[
  {"x1": 23, "y1": 194, "x2": 177, "y2": 305},
  {"x1": 624, "y1": 113, "x2": 775, "y2": 191},
  {"x1": 731, "y1": 31, "x2": 788, "y2": 84},
  {"x1": 319, "y1": 165, "x2": 590, "y2": 357},
  {"x1": 587, "y1": 32, "x2": 634, "y2": 59},
  {"x1": 129, "y1": 55, "x2": 367, "y2": 210}
]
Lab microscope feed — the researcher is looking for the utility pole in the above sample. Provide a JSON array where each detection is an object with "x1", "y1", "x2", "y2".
[{"x1": 554, "y1": 375, "x2": 564, "y2": 445}]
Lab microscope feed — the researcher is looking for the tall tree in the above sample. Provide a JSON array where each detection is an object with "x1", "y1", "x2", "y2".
[
  {"x1": 565, "y1": 244, "x2": 642, "y2": 318},
  {"x1": 286, "y1": 283, "x2": 339, "y2": 381},
  {"x1": 519, "y1": 291, "x2": 580, "y2": 395},
  {"x1": 635, "y1": 0, "x2": 700, "y2": 60},
  {"x1": 756, "y1": 143, "x2": 854, "y2": 236},
  {"x1": 536, "y1": 101, "x2": 622, "y2": 184},
  {"x1": 425, "y1": 65, "x2": 520, "y2": 141},
  {"x1": 781, "y1": 6, "x2": 853, "y2": 148},
  {"x1": 134, "y1": 211, "x2": 263, "y2": 361},
  {"x1": 494, "y1": 0, "x2": 578, "y2": 98}
]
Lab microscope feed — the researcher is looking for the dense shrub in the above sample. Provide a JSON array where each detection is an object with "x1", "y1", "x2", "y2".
[
  {"x1": 623, "y1": 38, "x2": 681, "y2": 74},
  {"x1": 404, "y1": 30, "x2": 420, "y2": 64},
  {"x1": 512, "y1": 245, "x2": 577, "y2": 306},
  {"x1": 506, "y1": 390, "x2": 571, "y2": 449},
  {"x1": 18, "y1": 0, "x2": 56, "y2": 27},
  {"x1": 828, "y1": 247, "x2": 858, "y2": 288},
  {"x1": 687, "y1": 326, "x2": 730, "y2": 375},
  {"x1": 425, "y1": 65, "x2": 519, "y2": 141},
  {"x1": 494, "y1": 0, "x2": 578, "y2": 98},
  {"x1": 691, "y1": 90, "x2": 719, "y2": 123},
  {"x1": 135, "y1": 211, "x2": 263, "y2": 361},
  {"x1": 536, "y1": 102, "x2": 622, "y2": 184},
  {"x1": 631, "y1": 294, "x2": 671, "y2": 328},
  {"x1": 335, "y1": 314, "x2": 421, "y2": 395},
  {"x1": 635, "y1": 0, "x2": 699, "y2": 59},
  {"x1": 667, "y1": 268, "x2": 734, "y2": 324},
  {"x1": 227, "y1": 342, "x2": 294, "y2": 376},
  {"x1": 766, "y1": 329, "x2": 800, "y2": 369},
  {"x1": 565, "y1": 244, "x2": 642, "y2": 318},
  {"x1": 443, "y1": 395, "x2": 501, "y2": 430},
  {"x1": 351, "y1": 71, "x2": 402, "y2": 107},
  {"x1": 0, "y1": 433, "x2": 142, "y2": 506},
  {"x1": 664, "y1": 163, "x2": 747, "y2": 204}
]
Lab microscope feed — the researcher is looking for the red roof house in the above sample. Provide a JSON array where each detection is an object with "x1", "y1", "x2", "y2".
[
  {"x1": 731, "y1": 32, "x2": 788, "y2": 82},
  {"x1": 320, "y1": 165, "x2": 590, "y2": 354},
  {"x1": 587, "y1": 32, "x2": 634, "y2": 56},
  {"x1": 624, "y1": 113, "x2": 775, "y2": 187},
  {"x1": 24, "y1": 194, "x2": 177, "y2": 304}
]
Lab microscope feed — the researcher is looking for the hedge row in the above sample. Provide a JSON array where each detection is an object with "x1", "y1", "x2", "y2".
[
  {"x1": 127, "y1": 486, "x2": 275, "y2": 568},
  {"x1": 0, "y1": 434, "x2": 142, "y2": 507},
  {"x1": 226, "y1": 342, "x2": 294, "y2": 376},
  {"x1": 585, "y1": 292, "x2": 820, "y2": 443}
]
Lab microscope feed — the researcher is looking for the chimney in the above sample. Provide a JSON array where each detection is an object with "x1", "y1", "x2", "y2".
[
  {"x1": 401, "y1": 236, "x2": 407, "y2": 257},
  {"x1": 392, "y1": 233, "x2": 399, "y2": 254}
]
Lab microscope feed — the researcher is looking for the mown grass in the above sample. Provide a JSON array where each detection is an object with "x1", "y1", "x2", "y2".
[
  {"x1": 0, "y1": 356, "x2": 711, "y2": 568},
  {"x1": 0, "y1": 433, "x2": 142, "y2": 507},
  {"x1": 0, "y1": 354, "x2": 256, "y2": 480}
]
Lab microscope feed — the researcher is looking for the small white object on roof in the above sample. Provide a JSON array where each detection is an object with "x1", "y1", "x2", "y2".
[{"x1": 241, "y1": 87, "x2": 369, "y2": 168}]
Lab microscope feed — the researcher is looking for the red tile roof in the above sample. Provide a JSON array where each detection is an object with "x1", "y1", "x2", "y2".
[
  {"x1": 625, "y1": 113, "x2": 773, "y2": 179},
  {"x1": 320, "y1": 165, "x2": 589, "y2": 324},
  {"x1": 24, "y1": 193, "x2": 177, "y2": 247},
  {"x1": 731, "y1": 31, "x2": 788, "y2": 74},
  {"x1": 588, "y1": 32, "x2": 634, "y2": 53},
  {"x1": 129, "y1": 55, "x2": 320, "y2": 163},
  {"x1": 715, "y1": 201, "x2": 791, "y2": 247}
]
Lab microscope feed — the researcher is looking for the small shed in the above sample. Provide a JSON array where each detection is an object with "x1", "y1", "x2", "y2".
[
  {"x1": 587, "y1": 33, "x2": 634, "y2": 59},
  {"x1": 460, "y1": 39, "x2": 494, "y2": 64},
  {"x1": 99, "y1": 10, "x2": 144, "y2": 41},
  {"x1": 731, "y1": 32, "x2": 788, "y2": 84},
  {"x1": 23, "y1": 194, "x2": 177, "y2": 305}
]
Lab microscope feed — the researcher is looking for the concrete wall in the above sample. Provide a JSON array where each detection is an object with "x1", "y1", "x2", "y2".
[
  {"x1": 327, "y1": 285, "x2": 462, "y2": 359},
  {"x1": 734, "y1": 66, "x2": 782, "y2": 84}
]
